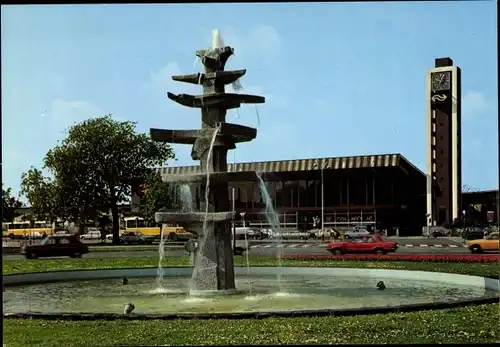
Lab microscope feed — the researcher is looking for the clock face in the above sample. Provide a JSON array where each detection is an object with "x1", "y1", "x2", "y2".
[{"x1": 431, "y1": 71, "x2": 451, "y2": 91}]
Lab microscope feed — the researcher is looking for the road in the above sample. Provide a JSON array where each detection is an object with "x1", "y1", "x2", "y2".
[
  {"x1": 2, "y1": 236, "x2": 465, "y2": 248},
  {"x1": 2, "y1": 243, "x2": 475, "y2": 260}
]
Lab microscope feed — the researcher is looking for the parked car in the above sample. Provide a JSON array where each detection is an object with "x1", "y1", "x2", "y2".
[
  {"x1": 80, "y1": 230, "x2": 102, "y2": 240},
  {"x1": 120, "y1": 232, "x2": 155, "y2": 245},
  {"x1": 162, "y1": 226, "x2": 197, "y2": 242},
  {"x1": 269, "y1": 229, "x2": 310, "y2": 240},
  {"x1": 463, "y1": 227, "x2": 487, "y2": 241},
  {"x1": 326, "y1": 234, "x2": 398, "y2": 255},
  {"x1": 20, "y1": 235, "x2": 89, "y2": 259},
  {"x1": 187, "y1": 240, "x2": 246, "y2": 256},
  {"x1": 466, "y1": 232, "x2": 499, "y2": 253},
  {"x1": 344, "y1": 228, "x2": 371, "y2": 239},
  {"x1": 54, "y1": 231, "x2": 72, "y2": 236},
  {"x1": 233, "y1": 227, "x2": 258, "y2": 240},
  {"x1": 309, "y1": 228, "x2": 335, "y2": 240}
]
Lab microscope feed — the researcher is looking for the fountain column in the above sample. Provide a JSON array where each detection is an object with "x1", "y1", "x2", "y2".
[{"x1": 150, "y1": 34, "x2": 265, "y2": 292}]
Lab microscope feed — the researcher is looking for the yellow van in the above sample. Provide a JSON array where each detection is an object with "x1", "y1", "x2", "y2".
[{"x1": 123, "y1": 216, "x2": 196, "y2": 242}]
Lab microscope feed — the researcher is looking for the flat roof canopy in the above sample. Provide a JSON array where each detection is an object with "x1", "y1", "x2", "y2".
[{"x1": 156, "y1": 153, "x2": 425, "y2": 179}]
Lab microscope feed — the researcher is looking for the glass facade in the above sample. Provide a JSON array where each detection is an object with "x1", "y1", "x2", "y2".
[
  {"x1": 177, "y1": 170, "x2": 425, "y2": 235},
  {"x1": 227, "y1": 176, "x2": 403, "y2": 210}
]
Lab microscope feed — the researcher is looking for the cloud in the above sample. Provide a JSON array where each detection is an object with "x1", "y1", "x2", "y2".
[
  {"x1": 47, "y1": 99, "x2": 125, "y2": 132},
  {"x1": 222, "y1": 25, "x2": 283, "y2": 64},
  {"x1": 142, "y1": 25, "x2": 285, "y2": 128},
  {"x1": 51, "y1": 99, "x2": 104, "y2": 122},
  {"x1": 142, "y1": 61, "x2": 201, "y2": 105},
  {"x1": 146, "y1": 62, "x2": 182, "y2": 93},
  {"x1": 462, "y1": 91, "x2": 490, "y2": 118},
  {"x1": 144, "y1": 24, "x2": 284, "y2": 96}
]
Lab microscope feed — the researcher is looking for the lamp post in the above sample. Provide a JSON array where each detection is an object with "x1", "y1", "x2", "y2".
[
  {"x1": 426, "y1": 213, "x2": 431, "y2": 239},
  {"x1": 232, "y1": 188, "x2": 236, "y2": 251},
  {"x1": 240, "y1": 212, "x2": 246, "y2": 228},
  {"x1": 314, "y1": 160, "x2": 330, "y2": 231},
  {"x1": 238, "y1": 212, "x2": 247, "y2": 255}
]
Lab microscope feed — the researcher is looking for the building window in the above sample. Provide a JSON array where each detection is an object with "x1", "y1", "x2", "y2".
[
  {"x1": 282, "y1": 181, "x2": 294, "y2": 208},
  {"x1": 275, "y1": 181, "x2": 284, "y2": 207},
  {"x1": 349, "y1": 178, "x2": 366, "y2": 206},
  {"x1": 297, "y1": 180, "x2": 307, "y2": 207}
]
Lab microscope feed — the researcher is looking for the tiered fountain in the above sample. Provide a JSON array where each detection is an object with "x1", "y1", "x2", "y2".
[{"x1": 150, "y1": 31, "x2": 265, "y2": 293}]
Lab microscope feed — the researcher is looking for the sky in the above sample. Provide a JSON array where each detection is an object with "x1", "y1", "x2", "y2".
[{"x1": 2, "y1": 2, "x2": 498, "y2": 197}]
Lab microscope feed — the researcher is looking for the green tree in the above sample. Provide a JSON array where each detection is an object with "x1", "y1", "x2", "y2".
[
  {"x1": 20, "y1": 168, "x2": 68, "y2": 223},
  {"x1": 44, "y1": 115, "x2": 174, "y2": 244},
  {"x1": 2, "y1": 184, "x2": 23, "y2": 222},
  {"x1": 139, "y1": 171, "x2": 181, "y2": 223}
]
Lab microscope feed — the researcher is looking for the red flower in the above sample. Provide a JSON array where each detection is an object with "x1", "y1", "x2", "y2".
[{"x1": 280, "y1": 254, "x2": 500, "y2": 263}]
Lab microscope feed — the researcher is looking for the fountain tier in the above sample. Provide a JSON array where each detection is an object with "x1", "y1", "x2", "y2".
[{"x1": 150, "y1": 40, "x2": 265, "y2": 292}]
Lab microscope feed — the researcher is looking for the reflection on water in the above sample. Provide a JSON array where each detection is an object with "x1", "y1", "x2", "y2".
[{"x1": 4, "y1": 274, "x2": 496, "y2": 314}]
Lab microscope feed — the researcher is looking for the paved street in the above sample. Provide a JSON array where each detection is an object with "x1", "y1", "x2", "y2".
[
  {"x1": 2, "y1": 242, "x2": 475, "y2": 260},
  {"x1": 3, "y1": 235, "x2": 475, "y2": 261},
  {"x1": 2, "y1": 236, "x2": 465, "y2": 248}
]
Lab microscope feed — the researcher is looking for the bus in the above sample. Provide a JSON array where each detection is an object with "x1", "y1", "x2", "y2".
[
  {"x1": 123, "y1": 216, "x2": 196, "y2": 241},
  {"x1": 3, "y1": 221, "x2": 53, "y2": 239}
]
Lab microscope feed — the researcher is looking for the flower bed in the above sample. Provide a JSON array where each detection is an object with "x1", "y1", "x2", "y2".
[{"x1": 281, "y1": 254, "x2": 500, "y2": 263}]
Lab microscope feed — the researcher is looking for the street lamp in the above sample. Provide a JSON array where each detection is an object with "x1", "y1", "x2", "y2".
[
  {"x1": 240, "y1": 212, "x2": 246, "y2": 228},
  {"x1": 426, "y1": 213, "x2": 432, "y2": 239},
  {"x1": 232, "y1": 188, "x2": 236, "y2": 251},
  {"x1": 314, "y1": 160, "x2": 330, "y2": 232}
]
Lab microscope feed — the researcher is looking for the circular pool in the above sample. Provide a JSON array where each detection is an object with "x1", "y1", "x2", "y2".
[{"x1": 4, "y1": 267, "x2": 499, "y2": 319}]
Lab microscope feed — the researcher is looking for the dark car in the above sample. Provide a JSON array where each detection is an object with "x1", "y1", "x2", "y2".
[
  {"x1": 120, "y1": 232, "x2": 154, "y2": 245},
  {"x1": 20, "y1": 235, "x2": 89, "y2": 259},
  {"x1": 463, "y1": 227, "x2": 486, "y2": 240}
]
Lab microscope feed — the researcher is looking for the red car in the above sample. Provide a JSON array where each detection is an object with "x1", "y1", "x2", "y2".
[{"x1": 327, "y1": 234, "x2": 398, "y2": 255}]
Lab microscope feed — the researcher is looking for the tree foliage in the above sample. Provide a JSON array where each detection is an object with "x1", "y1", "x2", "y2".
[
  {"x1": 43, "y1": 115, "x2": 175, "y2": 243},
  {"x1": 2, "y1": 184, "x2": 23, "y2": 222},
  {"x1": 462, "y1": 185, "x2": 480, "y2": 193},
  {"x1": 19, "y1": 168, "x2": 69, "y2": 222},
  {"x1": 139, "y1": 171, "x2": 181, "y2": 223}
]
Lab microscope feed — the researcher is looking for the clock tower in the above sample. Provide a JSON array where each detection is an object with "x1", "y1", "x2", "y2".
[{"x1": 426, "y1": 57, "x2": 462, "y2": 226}]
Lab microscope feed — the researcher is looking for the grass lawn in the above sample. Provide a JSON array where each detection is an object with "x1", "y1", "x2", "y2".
[
  {"x1": 3, "y1": 256, "x2": 500, "y2": 346},
  {"x1": 3, "y1": 255, "x2": 500, "y2": 278}
]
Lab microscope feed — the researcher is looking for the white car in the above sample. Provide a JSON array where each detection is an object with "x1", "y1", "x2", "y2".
[
  {"x1": 269, "y1": 229, "x2": 310, "y2": 240},
  {"x1": 234, "y1": 227, "x2": 256, "y2": 238},
  {"x1": 344, "y1": 228, "x2": 371, "y2": 239},
  {"x1": 80, "y1": 230, "x2": 102, "y2": 240}
]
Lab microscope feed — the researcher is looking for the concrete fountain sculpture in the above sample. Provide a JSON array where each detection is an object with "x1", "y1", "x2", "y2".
[{"x1": 150, "y1": 30, "x2": 265, "y2": 293}]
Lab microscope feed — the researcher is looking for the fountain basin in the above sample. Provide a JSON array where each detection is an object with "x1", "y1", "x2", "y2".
[{"x1": 4, "y1": 267, "x2": 499, "y2": 320}]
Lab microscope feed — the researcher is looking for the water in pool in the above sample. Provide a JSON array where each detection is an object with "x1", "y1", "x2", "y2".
[{"x1": 4, "y1": 274, "x2": 497, "y2": 314}]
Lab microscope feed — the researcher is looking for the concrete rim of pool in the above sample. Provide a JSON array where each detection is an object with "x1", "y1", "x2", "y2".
[{"x1": 4, "y1": 267, "x2": 499, "y2": 320}]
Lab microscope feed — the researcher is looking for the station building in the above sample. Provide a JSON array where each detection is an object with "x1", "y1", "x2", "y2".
[{"x1": 155, "y1": 153, "x2": 428, "y2": 236}]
